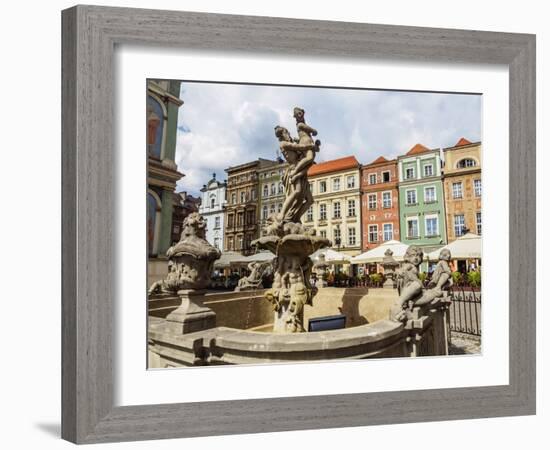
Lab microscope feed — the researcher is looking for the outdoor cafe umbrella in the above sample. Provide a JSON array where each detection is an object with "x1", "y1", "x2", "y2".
[
  {"x1": 426, "y1": 232, "x2": 481, "y2": 260},
  {"x1": 213, "y1": 251, "x2": 243, "y2": 268},
  {"x1": 232, "y1": 251, "x2": 275, "y2": 265},
  {"x1": 311, "y1": 248, "x2": 351, "y2": 265},
  {"x1": 350, "y1": 240, "x2": 410, "y2": 264}
]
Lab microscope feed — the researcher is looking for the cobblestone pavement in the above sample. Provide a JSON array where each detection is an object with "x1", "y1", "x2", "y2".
[{"x1": 449, "y1": 332, "x2": 481, "y2": 355}]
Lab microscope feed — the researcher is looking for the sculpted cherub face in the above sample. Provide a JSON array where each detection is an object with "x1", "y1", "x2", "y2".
[
  {"x1": 404, "y1": 246, "x2": 423, "y2": 266},
  {"x1": 439, "y1": 249, "x2": 451, "y2": 261},
  {"x1": 274, "y1": 125, "x2": 291, "y2": 142}
]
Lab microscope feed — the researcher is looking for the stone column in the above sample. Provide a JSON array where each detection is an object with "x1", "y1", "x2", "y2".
[
  {"x1": 158, "y1": 188, "x2": 174, "y2": 255},
  {"x1": 165, "y1": 289, "x2": 216, "y2": 334}
]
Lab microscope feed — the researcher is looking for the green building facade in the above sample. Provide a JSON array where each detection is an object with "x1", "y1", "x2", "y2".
[
  {"x1": 397, "y1": 144, "x2": 447, "y2": 254},
  {"x1": 147, "y1": 80, "x2": 184, "y2": 259}
]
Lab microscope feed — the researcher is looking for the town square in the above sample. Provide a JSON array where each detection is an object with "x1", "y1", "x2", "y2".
[{"x1": 147, "y1": 79, "x2": 482, "y2": 367}]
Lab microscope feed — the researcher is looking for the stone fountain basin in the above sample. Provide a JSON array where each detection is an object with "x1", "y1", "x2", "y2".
[{"x1": 148, "y1": 287, "x2": 427, "y2": 367}]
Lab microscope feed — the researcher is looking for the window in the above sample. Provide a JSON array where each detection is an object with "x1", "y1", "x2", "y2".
[
  {"x1": 210, "y1": 197, "x2": 216, "y2": 208},
  {"x1": 457, "y1": 158, "x2": 477, "y2": 168},
  {"x1": 227, "y1": 214, "x2": 234, "y2": 228},
  {"x1": 309, "y1": 182, "x2": 314, "y2": 194},
  {"x1": 405, "y1": 167, "x2": 415, "y2": 179},
  {"x1": 247, "y1": 210, "x2": 255, "y2": 225},
  {"x1": 454, "y1": 214, "x2": 465, "y2": 237},
  {"x1": 425, "y1": 216, "x2": 438, "y2": 237},
  {"x1": 319, "y1": 230, "x2": 327, "y2": 239},
  {"x1": 306, "y1": 206, "x2": 313, "y2": 222},
  {"x1": 369, "y1": 174, "x2": 377, "y2": 185},
  {"x1": 452, "y1": 182, "x2": 463, "y2": 199},
  {"x1": 348, "y1": 228, "x2": 356, "y2": 246},
  {"x1": 424, "y1": 186, "x2": 436, "y2": 203},
  {"x1": 382, "y1": 191, "x2": 392, "y2": 208},
  {"x1": 347, "y1": 176, "x2": 356, "y2": 189},
  {"x1": 476, "y1": 212, "x2": 482, "y2": 235},
  {"x1": 383, "y1": 223, "x2": 393, "y2": 241},
  {"x1": 278, "y1": 182, "x2": 284, "y2": 194},
  {"x1": 237, "y1": 236, "x2": 243, "y2": 250},
  {"x1": 406, "y1": 189, "x2": 417, "y2": 205},
  {"x1": 262, "y1": 205, "x2": 268, "y2": 219},
  {"x1": 231, "y1": 193, "x2": 236, "y2": 204},
  {"x1": 228, "y1": 237, "x2": 234, "y2": 250},
  {"x1": 368, "y1": 193, "x2": 377, "y2": 210},
  {"x1": 270, "y1": 204, "x2": 276, "y2": 214},
  {"x1": 333, "y1": 178, "x2": 341, "y2": 191},
  {"x1": 407, "y1": 218, "x2": 419, "y2": 238},
  {"x1": 240, "y1": 192, "x2": 246, "y2": 203},
  {"x1": 423, "y1": 164, "x2": 433, "y2": 177},
  {"x1": 263, "y1": 185, "x2": 268, "y2": 197},
  {"x1": 333, "y1": 227, "x2": 341, "y2": 244},
  {"x1": 270, "y1": 183, "x2": 276, "y2": 195},
  {"x1": 215, "y1": 216, "x2": 220, "y2": 228},
  {"x1": 347, "y1": 199, "x2": 356, "y2": 217},
  {"x1": 368, "y1": 225, "x2": 378, "y2": 243},
  {"x1": 382, "y1": 171, "x2": 390, "y2": 182},
  {"x1": 333, "y1": 201, "x2": 341, "y2": 218},
  {"x1": 319, "y1": 204, "x2": 327, "y2": 220},
  {"x1": 474, "y1": 179, "x2": 482, "y2": 197},
  {"x1": 237, "y1": 212, "x2": 243, "y2": 226},
  {"x1": 319, "y1": 181, "x2": 327, "y2": 193},
  {"x1": 278, "y1": 203, "x2": 282, "y2": 213},
  {"x1": 251, "y1": 189, "x2": 256, "y2": 200}
]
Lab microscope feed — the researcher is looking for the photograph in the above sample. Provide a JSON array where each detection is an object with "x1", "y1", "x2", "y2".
[{"x1": 146, "y1": 79, "x2": 483, "y2": 368}]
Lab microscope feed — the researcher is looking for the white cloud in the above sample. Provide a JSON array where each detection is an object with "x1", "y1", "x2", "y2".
[{"x1": 174, "y1": 82, "x2": 481, "y2": 195}]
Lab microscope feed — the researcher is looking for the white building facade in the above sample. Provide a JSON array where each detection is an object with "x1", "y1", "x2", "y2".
[{"x1": 199, "y1": 174, "x2": 227, "y2": 251}]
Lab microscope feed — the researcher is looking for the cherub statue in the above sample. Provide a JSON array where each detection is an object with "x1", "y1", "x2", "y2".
[
  {"x1": 235, "y1": 260, "x2": 271, "y2": 291},
  {"x1": 395, "y1": 246, "x2": 424, "y2": 310},
  {"x1": 148, "y1": 260, "x2": 180, "y2": 295},
  {"x1": 415, "y1": 248, "x2": 453, "y2": 306}
]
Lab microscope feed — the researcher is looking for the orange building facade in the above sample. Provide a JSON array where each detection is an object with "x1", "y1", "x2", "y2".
[
  {"x1": 360, "y1": 156, "x2": 400, "y2": 251},
  {"x1": 442, "y1": 138, "x2": 482, "y2": 243}
]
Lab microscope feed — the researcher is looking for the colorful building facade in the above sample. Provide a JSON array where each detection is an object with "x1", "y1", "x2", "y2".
[
  {"x1": 305, "y1": 156, "x2": 362, "y2": 257},
  {"x1": 360, "y1": 156, "x2": 400, "y2": 251},
  {"x1": 397, "y1": 144, "x2": 447, "y2": 251},
  {"x1": 147, "y1": 79, "x2": 184, "y2": 258},
  {"x1": 199, "y1": 174, "x2": 227, "y2": 251},
  {"x1": 257, "y1": 159, "x2": 287, "y2": 234},
  {"x1": 442, "y1": 138, "x2": 482, "y2": 242},
  {"x1": 224, "y1": 158, "x2": 278, "y2": 254}
]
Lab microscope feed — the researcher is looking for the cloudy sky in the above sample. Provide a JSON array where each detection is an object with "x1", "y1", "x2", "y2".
[{"x1": 174, "y1": 82, "x2": 481, "y2": 196}]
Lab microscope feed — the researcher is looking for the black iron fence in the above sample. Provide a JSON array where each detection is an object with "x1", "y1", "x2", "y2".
[{"x1": 448, "y1": 287, "x2": 481, "y2": 336}]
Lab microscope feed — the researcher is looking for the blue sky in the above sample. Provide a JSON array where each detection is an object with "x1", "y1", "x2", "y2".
[{"x1": 174, "y1": 82, "x2": 481, "y2": 196}]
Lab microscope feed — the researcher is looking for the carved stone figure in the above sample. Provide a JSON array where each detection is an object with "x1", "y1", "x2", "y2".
[
  {"x1": 392, "y1": 247, "x2": 453, "y2": 322},
  {"x1": 381, "y1": 248, "x2": 399, "y2": 288},
  {"x1": 235, "y1": 260, "x2": 272, "y2": 292},
  {"x1": 392, "y1": 246, "x2": 424, "y2": 322},
  {"x1": 148, "y1": 212, "x2": 221, "y2": 334},
  {"x1": 415, "y1": 248, "x2": 453, "y2": 306},
  {"x1": 254, "y1": 107, "x2": 330, "y2": 333},
  {"x1": 313, "y1": 254, "x2": 329, "y2": 288}
]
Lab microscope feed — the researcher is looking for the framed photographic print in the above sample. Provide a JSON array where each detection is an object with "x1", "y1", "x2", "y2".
[{"x1": 62, "y1": 5, "x2": 535, "y2": 444}]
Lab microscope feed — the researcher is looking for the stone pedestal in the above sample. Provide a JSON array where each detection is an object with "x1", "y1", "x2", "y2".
[{"x1": 165, "y1": 289, "x2": 216, "y2": 334}]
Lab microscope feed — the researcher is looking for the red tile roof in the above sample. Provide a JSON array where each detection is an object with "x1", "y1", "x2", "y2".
[
  {"x1": 455, "y1": 137, "x2": 472, "y2": 147},
  {"x1": 406, "y1": 143, "x2": 430, "y2": 156},
  {"x1": 370, "y1": 156, "x2": 389, "y2": 165},
  {"x1": 308, "y1": 155, "x2": 360, "y2": 176}
]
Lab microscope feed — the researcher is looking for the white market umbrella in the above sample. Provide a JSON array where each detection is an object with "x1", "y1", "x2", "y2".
[
  {"x1": 311, "y1": 248, "x2": 351, "y2": 265},
  {"x1": 426, "y1": 233, "x2": 481, "y2": 260},
  {"x1": 232, "y1": 251, "x2": 275, "y2": 265},
  {"x1": 213, "y1": 251, "x2": 243, "y2": 268},
  {"x1": 350, "y1": 240, "x2": 409, "y2": 264}
]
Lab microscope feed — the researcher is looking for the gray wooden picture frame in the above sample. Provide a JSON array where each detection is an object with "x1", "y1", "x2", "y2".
[{"x1": 61, "y1": 5, "x2": 536, "y2": 444}]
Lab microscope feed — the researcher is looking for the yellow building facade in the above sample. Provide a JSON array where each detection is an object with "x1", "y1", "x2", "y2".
[{"x1": 443, "y1": 138, "x2": 482, "y2": 243}]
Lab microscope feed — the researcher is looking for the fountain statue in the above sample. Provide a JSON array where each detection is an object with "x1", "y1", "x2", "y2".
[
  {"x1": 235, "y1": 260, "x2": 272, "y2": 292},
  {"x1": 381, "y1": 248, "x2": 399, "y2": 288},
  {"x1": 148, "y1": 212, "x2": 221, "y2": 334},
  {"x1": 313, "y1": 253, "x2": 329, "y2": 288},
  {"x1": 252, "y1": 107, "x2": 330, "y2": 333},
  {"x1": 392, "y1": 247, "x2": 453, "y2": 322}
]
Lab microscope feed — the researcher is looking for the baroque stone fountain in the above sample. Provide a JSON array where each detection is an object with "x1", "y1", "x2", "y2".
[{"x1": 252, "y1": 107, "x2": 330, "y2": 333}]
